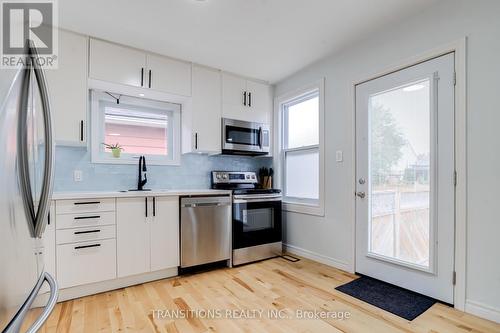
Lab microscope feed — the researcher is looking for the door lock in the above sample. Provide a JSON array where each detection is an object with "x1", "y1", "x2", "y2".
[
  {"x1": 356, "y1": 191, "x2": 366, "y2": 199},
  {"x1": 358, "y1": 178, "x2": 366, "y2": 185}
]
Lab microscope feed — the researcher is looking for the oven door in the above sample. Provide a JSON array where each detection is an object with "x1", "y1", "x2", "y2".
[
  {"x1": 232, "y1": 195, "x2": 282, "y2": 249},
  {"x1": 222, "y1": 118, "x2": 270, "y2": 155}
]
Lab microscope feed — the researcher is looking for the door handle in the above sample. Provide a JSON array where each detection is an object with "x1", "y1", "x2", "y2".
[
  {"x1": 248, "y1": 92, "x2": 252, "y2": 107},
  {"x1": 141, "y1": 67, "x2": 144, "y2": 87},
  {"x1": 148, "y1": 69, "x2": 152, "y2": 88},
  {"x1": 243, "y1": 91, "x2": 247, "y2": 106},
  {"x1": 356, "y1": 191, "x2": 366, "y2": 199}
]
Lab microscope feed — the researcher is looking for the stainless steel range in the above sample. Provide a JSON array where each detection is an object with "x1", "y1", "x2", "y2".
[{"x1": 211, "y1": 171, "x2": 282, "y2": 266}]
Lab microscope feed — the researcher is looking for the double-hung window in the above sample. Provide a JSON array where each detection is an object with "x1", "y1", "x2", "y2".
[
  {"x1": 279, "y1": 81, "x2": 324, "y2": 215},
  {"x1": 91, "y1": 91, "x2": 181, "y2": 165}
]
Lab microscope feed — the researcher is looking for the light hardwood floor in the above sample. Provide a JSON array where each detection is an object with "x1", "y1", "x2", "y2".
[{"x1": 25, "y1": 256, "x2": 500, "y2": 332}]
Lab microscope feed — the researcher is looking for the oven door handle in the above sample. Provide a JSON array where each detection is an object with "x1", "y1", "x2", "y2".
[{"x1": 233, "y1": 196, "x2": 282, "y2": 204}]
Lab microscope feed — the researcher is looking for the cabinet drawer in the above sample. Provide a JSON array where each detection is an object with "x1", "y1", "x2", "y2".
[
  {"x1": 56, "y1": 225, "x2": 115, "y2": 245},
  {"x1": 56, "y1": 211, "x2": 115, "y2": 230},
  {"x1": 57, "y1": 239, "x2": 116, "y2": 288},
  {"x1": 56, "y1": 198, "x2": 115, "y2": 214}
]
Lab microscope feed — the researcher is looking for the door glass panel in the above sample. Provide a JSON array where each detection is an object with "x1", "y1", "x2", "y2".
[{"x1": 368, "y1": 79, "x2": 431, "y2": 269}]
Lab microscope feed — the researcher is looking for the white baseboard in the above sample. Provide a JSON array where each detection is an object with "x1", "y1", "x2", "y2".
[
  {"x1": 34, "y1": 267, "x2": 178, "y2": 307},
  {"x1": 465, "y1": 300, "x2": 500, "y2": 324},
  {"x1": 284, "y1": 243, "x2": 352, "y2": 272}
]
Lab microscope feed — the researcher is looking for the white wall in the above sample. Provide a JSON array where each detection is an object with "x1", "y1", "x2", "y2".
[{"x1": 275, "y1": 0, "x2": 500, "y2": 321}]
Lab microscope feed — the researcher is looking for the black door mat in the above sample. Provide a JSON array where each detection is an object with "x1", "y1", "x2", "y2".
[{"x1": 335, "y1": 275, "x2": 438, "y2": 321}]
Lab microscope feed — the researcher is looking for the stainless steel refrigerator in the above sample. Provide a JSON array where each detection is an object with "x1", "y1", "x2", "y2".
[{"x1": 0, "y1": 41, "x2": 58, "y2": 333}]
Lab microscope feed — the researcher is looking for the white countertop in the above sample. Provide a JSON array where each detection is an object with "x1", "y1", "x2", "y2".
[{"x1": 52, "y1": 189, "x2": 231, "y2": 200}]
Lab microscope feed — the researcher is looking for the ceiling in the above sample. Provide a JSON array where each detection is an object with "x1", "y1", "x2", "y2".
[{"x1": 59, "y1": 0, "x2": 438, "y2": 83}]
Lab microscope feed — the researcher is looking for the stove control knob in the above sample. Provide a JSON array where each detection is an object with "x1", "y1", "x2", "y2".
[
  {"x1": 216, "y1": 173, "x2": 221, "y2": 180},
  {"x1": 222, "y1": 174, "x2": 228, "y2": 179},
  {"x1": 246, "y1": 175, "x2": 250, "y2": 179}
]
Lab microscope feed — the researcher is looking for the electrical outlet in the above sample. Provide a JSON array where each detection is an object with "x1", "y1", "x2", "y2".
[
  {"x1": 74, "y1": 170, "x2": 83, "y2": 182},
  {"x1": 336, "y1": 150, "x2": 343, "y2": 162}
]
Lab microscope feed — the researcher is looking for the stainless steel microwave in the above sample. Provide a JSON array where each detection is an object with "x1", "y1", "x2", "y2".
[{"x1": 222, "y1": 118, "x2": 270, "y2": 155}]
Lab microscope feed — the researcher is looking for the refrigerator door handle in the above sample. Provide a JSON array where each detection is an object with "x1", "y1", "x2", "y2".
[
  {"x1": 25, "y1": 272, "x2": 58, "y2": 333},
  {"x1": 18, "y1": 48, "x2": 36, "y2": 237},
  {"x1": 29, "y1": 40, "x2": 55, "y2": 239},
  {"x1": 4, "y1": 272, "x2": 58, "y2": 333}
]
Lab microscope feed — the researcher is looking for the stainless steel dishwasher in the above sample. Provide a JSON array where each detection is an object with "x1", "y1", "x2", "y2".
[{"x1": 180, "y1": 195, "x2": 232, "y2": 268}]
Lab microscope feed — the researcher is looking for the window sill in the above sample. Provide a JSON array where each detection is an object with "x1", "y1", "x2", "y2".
[{"x1": 282, "y1": 201, "x2": 325, "y2": 217}]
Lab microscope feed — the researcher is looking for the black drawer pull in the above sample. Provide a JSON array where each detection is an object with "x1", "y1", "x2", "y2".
[
  {"x1": 74, "y1": 244, "x2": 101, "y2": 250},
  {"x1": 74, "y1": 229, "x2": 101, "y2": 235},
  {"x1": 74, "y1": 201, "x2": 100, "y2": 205},
  {"x1": 74, "y1": 215, "x2": 100, "y2": 220}
]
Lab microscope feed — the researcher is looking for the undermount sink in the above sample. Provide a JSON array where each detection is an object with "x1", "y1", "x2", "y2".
[{"x1": 118, "y1": 189, "x2": 171, "y2": 193}]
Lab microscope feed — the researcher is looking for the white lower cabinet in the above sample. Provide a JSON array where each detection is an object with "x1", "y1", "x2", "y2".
[
  {"x1": 57, "y1": 239, "x2": 117, "y2": 289},
  {"x1": 150, "y1": 196, "x2": 179, "y2": 271},
  {"x1": 116, "y1": 197, "x2": 150, "y2": 277},
  {"x1": 55, "y1": 198, "x2": 117, "y2": 289},
  {"x1": 50, "y1": 195, "x2": 179, "y2": 293},
  {"x1": 117, "y1": 196, "x2": 179, "y2": 278}
]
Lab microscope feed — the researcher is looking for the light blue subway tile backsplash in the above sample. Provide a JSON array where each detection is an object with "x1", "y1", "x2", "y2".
[{"x1": 54, "y1": 147, "x2": 273, "y2": 192}]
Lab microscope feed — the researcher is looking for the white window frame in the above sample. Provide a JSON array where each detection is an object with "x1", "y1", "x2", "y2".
[
  {"x1": 275, "y1": 79, "x2": 325, "y2": 216},
  {"x1": 90, "y1": 90, "x2": 181, "y2": 165}
]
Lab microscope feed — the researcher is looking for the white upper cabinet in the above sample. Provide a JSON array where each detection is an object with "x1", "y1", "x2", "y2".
[
  {"x1": 246, "y1": 79, "x2": 273, "y2": 123},
  {"x1": 184, "y1": 65, "x2": 222, "y2": 154},
  {"x1": 150, "y1": 196, "x2": 179, "y2": 272},
  {"x1": 89, "y1": 38, "x2": 146, "y2": 88},
  {"x1": 45, "y1": 30, "x2": 88, "y2": 145},
  {"x1": 222, "y1": 73, "x2": 273, "y2": 124},
  {"x1": 89, "y1": 39, "x2": 192, "y2": 96},
  {"x1": 222, "y1": 73, "x2": 247, "y2": 120},
  {"x1": 147, "y1": 54, "x2": 191, "y2": 96}
]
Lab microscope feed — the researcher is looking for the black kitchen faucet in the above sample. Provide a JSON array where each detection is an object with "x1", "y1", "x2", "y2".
[{"x1": 137, "y1": 155, "x2": 148, "y2": 190}]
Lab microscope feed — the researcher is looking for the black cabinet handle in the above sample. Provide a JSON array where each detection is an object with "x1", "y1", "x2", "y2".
[
  {"x1": 248, "y1": 92, "x2": 252, "y2": 107},
  {"x1": 141, "y1": 67, "x2": 144, "y2": 87},
  {"x1": 74, "y1": 229, "x2": 101, "y2": 235},
  {"x1": 74, "y1": 215, "x2": 100, "y2": 220},
  {"x1": 47, "y1": 212, "x2": 50, "y2": 225},
  {"x1": 145, "y1": 197, "x2": 148, "y2": 217},
  {"x1": 148, "y1": 70, "x2": 152, "y2": 88},
  {"x1": 80, "y1": 120, "x2": 84, "y2": 141},
  {"x1": 153, "y1": 197, "x2": 156, "y2": 217},
  {"x1": 74, "y1": 201, "x2": 100, "y2": 205},
  {"x1": 74, "y1": 244, "x2": 101, "y2": 250},
  {"x1": 243, "y1": 91, "x2": 247, "y2": 106},
  {"x1": 195, "y1": 133, "x2": 198, "y2": 150}
]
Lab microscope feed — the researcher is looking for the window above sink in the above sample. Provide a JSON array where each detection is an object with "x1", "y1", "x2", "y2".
[{"x1": 90, "y1": 90, "x2": 181, "y2": 165}]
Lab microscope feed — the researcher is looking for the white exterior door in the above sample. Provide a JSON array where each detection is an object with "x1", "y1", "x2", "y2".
[{"x1": 355, "y1": 53, "x2": 455, "y2": 303}]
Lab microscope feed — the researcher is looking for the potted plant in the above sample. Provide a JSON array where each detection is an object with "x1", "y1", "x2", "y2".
[{"x1": 103, "y1": 143, "x2": 124, "y2": 158}]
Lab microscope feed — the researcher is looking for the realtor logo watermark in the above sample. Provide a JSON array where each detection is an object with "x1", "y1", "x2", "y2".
[{"x1": 1, "y1": 0, "x2": 58, "y2": 68}]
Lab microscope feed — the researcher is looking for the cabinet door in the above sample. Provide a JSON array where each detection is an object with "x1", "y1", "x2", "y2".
[
  {"x1": 191, "y1": 65, "x2": 222, "y2": 153},
  {"x1": 45, "y1": 30, "x2": 87, "y2": 145},
  {"x1": 222, "y1": 73, "x2": 248, "y2": 121},
  {"x1": 150, "y1": 196, "x2": 179, "y2": 271},
  {"x1": 116, "y1": 197, "x2": 150, "y2": 277},
  {"x1": 89, "y1": 39, "x2": 146, "y2": 88},
  {"x1": 246, "y1": 79, "x2": 273, "y2": 124},
  {"x1": 147, "y1": 54, "x2": 191, "y2": 96}
]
